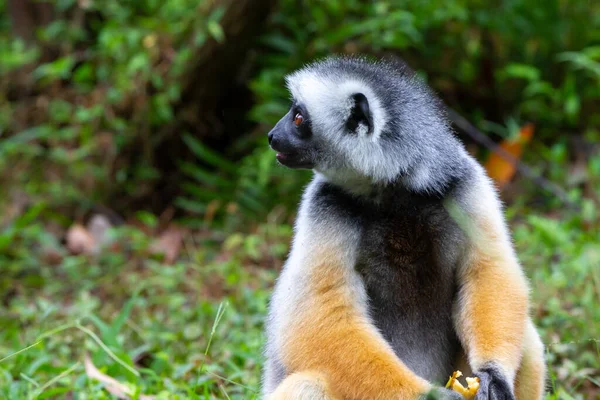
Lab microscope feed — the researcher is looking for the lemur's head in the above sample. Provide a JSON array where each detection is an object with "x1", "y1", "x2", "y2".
[{"x1": 267, "y1": 56, "x2": 466, "y2": 194}]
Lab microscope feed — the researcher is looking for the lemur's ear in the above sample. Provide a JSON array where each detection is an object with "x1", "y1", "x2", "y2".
[{"x1": 346, "y1": 93, "x2": 373, "y2": 134}]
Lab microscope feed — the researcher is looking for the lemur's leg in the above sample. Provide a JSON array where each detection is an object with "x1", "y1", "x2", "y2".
[
  {"x1": 514, "y1": 320, "x2": 546, "y2": 400},
  {"x1": 450, "y1": 177, "x2": 544, "y2": 399},
  {"x1": 267, "y1": 371, "x2": 337, "y2": 400},
  {"x1": 272, "y1": 246, "x2": 434, "y2": 400}
]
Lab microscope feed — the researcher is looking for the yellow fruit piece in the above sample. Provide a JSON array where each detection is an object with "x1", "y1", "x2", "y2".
[{"x1": 445, "y1": 370, "x2": 480, "y2": 399}]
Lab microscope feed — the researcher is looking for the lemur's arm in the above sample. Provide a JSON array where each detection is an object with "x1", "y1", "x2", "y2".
[
  {"x1": 269, "y1": 182, "x2": 459, "y2": 399},
  {"x1": 273, "y1": 240, "x2": 432, "y2": 399},
  {"x1": 451, "y1": 172, "x2": 530, "y2": 399}
]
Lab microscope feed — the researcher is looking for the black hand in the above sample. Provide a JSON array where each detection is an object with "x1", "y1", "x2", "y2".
[{"x1": 474, "y1": 366, "x2": 515, "y2": 400}]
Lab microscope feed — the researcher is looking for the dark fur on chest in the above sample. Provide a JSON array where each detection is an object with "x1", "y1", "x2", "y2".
[
  {"x1": 312, "y1": 182, "x2": 466, "y2": 383},
  {"x1": 357, "y1": 205, "x2": 456, "y2": 311}
]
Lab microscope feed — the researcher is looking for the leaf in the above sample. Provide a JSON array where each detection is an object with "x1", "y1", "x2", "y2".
[
  {"x1": 127, "y1": 53, "x2": 149, "y2": 75},
  {"x1": 14, "y1": 202, "x2": 45, "y2": 229},
  {"x1": 527, "y1": 215, "x2": 570, "y2": 246},
  {"x1": 557, "y1": 51, "x2": 600, "y2": 78},
  {"x1": 86, "y1": 315, "x2": 114, "y2": 347},
  {"x1": 260, "y1": 34, "x2": 297, "y2": 54},
  {"x1": 207, "y1": 21, "x2": 225, "y2": 43},
  {"x1": 182, "y1": 134, "x2": 238, "y2": 173},
  {"x1": 2, "y1": 126, "x2": 53, "y2": 146},
  {"x1": 564, "y1": 94, "x2": 580, "y2": 119},
  {"x1": 84, "y1": 354, "x2": 154, "y2": 400},
  {"x1": 36, "y1": 386, "x2": 72, "y2": 399},
  {"x1": 110, "y1": 295, "x2": 138, "y2": 341},
  {"x1": 32, "y1": 56, "x2": 75, "y2": 81},
  {"x1": 136, "y1": 211, "x2": 158, "y2": 228},
  {"x1": 484, "y1": 123, "x2": 535, "y2": 189},
  {"x1": 65, "y1": 224, "x2": 95, "y2": 255},
  {"x1": 73, "y1": 63, "x2": 94, "y2": 85},
  {"x1": 150, "y1": 226, "x2": 184, "y2": 264},
  {"x1": 500, "y1": 63, "x2": 540, "y2": 81},
  {"x1": 56, "y1": 0, "x2": 76, "y2": 11},
  {"x1": 173, "y1": 197, "x2": 206, "y2": 214},
  {"x1": 179, "y1": 161, "x2": 234, "y2": 188}
]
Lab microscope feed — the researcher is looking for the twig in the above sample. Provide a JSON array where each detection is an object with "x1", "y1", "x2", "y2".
[
  {"x1": 447, "y1": 108, "x2": 580, "y2": 210},
  {"x1": 75, "y1": 322, "x2": 140, "y2": 377},
  {"x1": 0, "y1": 341, "x2": 42, "y2": 363},
  {"x1": 32, "y1": 361, "x2": 81, "y2": 399}
]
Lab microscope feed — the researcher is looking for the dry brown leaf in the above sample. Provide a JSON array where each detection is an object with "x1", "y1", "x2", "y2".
[
  {"x1": 84, "y1": 354, "x2": 154, "y2": 400},
  {"x1": 65, "y1": 224, "x2": 95, "y2": 255},
  {"x1": 42, "y1": 247, "x2": 63, "y2": 266},
  {"x1": 65, "y1": 214, "x2": 113, "y2": 255},
  {"x1": 150, "y1": 225, "x2": 184, "y2": 264},
  {"x1": 485, "y1": 123, "x2": 534, "y2": 189}
]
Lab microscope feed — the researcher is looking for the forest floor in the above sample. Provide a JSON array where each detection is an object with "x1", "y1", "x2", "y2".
[{"x1": 0, "y1": 201, "x2": 599, "y2": 400}]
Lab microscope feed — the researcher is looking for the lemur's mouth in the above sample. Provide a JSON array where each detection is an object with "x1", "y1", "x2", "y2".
[
  {"x1": 275, "y1": 152, "x2": 291, "y2": 162},
  {"x1": 276, "y1": 152, "x2": 313, "y2": 169}
]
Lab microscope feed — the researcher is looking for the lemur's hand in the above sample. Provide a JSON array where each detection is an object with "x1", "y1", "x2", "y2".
[
  {"x1": 473, "y1": 367, "x2": 515, "y2": 400},
  {"x1": 422, "y1": 387, "x2": 465, "y2": 400}
]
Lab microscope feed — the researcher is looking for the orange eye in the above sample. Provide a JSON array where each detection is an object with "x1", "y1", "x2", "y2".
[{"x1": 294, "y1": 113, "x2": 303, "y2": 126}]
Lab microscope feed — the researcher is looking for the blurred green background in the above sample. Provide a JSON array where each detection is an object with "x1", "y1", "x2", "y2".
[{"x1": 0, "y1": 0, "x2": 599, "y2": 399}]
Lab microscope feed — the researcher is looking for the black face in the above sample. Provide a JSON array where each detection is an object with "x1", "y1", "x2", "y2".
[
  {"x1": 267, "y1": 103, "x2": 315, "y2": 169},
  {"x1": 267, "y1": 93, "x2": 372, "y2": 170}
]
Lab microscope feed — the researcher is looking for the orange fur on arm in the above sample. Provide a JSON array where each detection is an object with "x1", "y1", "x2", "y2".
[
  {"x1": 454, "y1": 213, "x2": 530, "y2": 380},
  {"x1": 278, "y1": 249, "x2": 431, "y2": 400}
]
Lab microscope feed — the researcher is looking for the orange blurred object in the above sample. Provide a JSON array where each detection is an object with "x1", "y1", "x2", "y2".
[{"x1": 484, "y1": 123, "x2": 534, "y2": 189}]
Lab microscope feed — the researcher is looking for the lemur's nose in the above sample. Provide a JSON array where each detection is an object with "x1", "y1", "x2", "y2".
[{"x1": 268, "y1": 131, "x2": 274, "y2": 145}]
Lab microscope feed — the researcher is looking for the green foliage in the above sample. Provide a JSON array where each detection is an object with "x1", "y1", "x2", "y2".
[
  {"x1": 1, "y1": 0, "x2": 599, "y2": 399},
  {"x1": 0, "y1": 0, "x2": 227, "y2": 213},
  {"x1": 0, "y1": 225, "x2": 276, "y2": 399},
  {"x1": 178, "y1": 133, "x2": 309, "y2": 228},
  {"x1": 515, "y1": 215, "x2": 600, "y2": 398},
  {"x1": 0, "y1": 38, "x2": 39, "y2": 75},
  {"x1": 250, "y1": 0, "x2": 600, "y2": 138}
]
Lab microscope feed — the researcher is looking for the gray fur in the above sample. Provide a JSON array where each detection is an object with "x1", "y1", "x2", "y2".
[
  {"x1": 262, "y1": 352, "x2": 286, "y2": 395},
  {"x1": 475, "y1": 363, "x2": 515, "y2": 400}
]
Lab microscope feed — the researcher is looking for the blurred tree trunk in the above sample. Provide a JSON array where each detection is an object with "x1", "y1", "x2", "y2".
[
  {"x1": 140, "y1": 0, "x2": 277, "y2": 212},
  {"x1": 177, "y1": 0, "x2": 276, "y2": 144},
  {"x1": 7, "y1": 0, "x2": 54, "y2": 43}
]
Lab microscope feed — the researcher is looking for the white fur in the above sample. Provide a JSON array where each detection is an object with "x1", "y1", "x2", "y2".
[
  {"x1": 459, "y1": 158, "x2": 516, "y2": 255},
  {"x1": 267, "y1": 177, "x2": 369, "y2": 346},
  {"x1": 264, "y1": 176, "x2": 377, "y2": 395},
  {"x1": 285, "y1": 72, "x2": 411, "y2": 184},
  {"x1": 286, "y1": 75, "x2": 387, "y2": 141}
]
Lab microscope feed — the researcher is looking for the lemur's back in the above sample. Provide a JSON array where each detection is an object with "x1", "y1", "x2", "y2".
[{"x1": 312, "y1": 181, "x2": 468, "y2": 383}]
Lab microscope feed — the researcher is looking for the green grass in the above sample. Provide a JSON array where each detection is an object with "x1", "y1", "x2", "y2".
[
  {"x1": 0, "y1": 225, "x2": 282, "y2": 399},
  {"x1": 513, "y1": 212, "x2": 600, "y2": 399},
  {"x1": 0, "y1": 209, "x2": 598, "y2": 399}
]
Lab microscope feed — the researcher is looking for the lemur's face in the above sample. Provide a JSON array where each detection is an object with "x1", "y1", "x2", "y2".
[
  {"x1": 267, "y1": 103, "x2": 316, "y2": 169},
  {"x1": 268, "y1": 58, "x2": 460, "y2": 192},
  {"x1": 268, "y1": 78, "x2": 376, "y2": 174}
]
